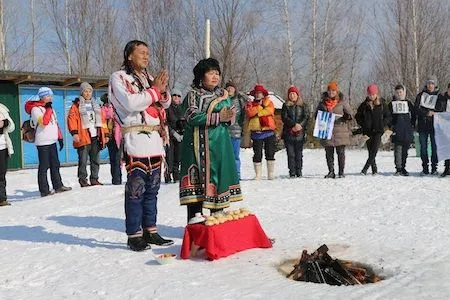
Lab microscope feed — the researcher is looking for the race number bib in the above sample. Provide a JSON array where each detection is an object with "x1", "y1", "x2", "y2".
[
  {"x1": 446, "y1": 100, "x2": 450, "y2": 112},
  {"x1": 391, "y1": 101, "x2": 409, "y2": 114},
  {"x1": 420, "y1": 94, "x2": 438, "y2": 110}
]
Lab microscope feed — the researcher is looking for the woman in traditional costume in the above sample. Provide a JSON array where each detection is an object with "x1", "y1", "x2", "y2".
[{"x1": 179, "y1": 58, "x2": 243, "y2": 222}]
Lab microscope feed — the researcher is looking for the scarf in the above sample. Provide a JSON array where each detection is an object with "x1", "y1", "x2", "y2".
[
  {"x1": 79, "y1": 96, "x2": 103, "y2": 129},
  {"x1": 324, "y1": 97, "x2": 338, "y2": 112}
]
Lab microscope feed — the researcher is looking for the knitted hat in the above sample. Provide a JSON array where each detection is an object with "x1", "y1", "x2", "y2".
[
  {"x1": 80, "y1": 82, "x2": 93, "y2": 94},
  {"x1": 38, "y1": 87, "x2": 53, "y2": 99},
  {"x1": 367, "y1": 84, "x2": 379, "y2": 96},
  {"x1": 287, "y1": 85, "x2": 301, "y2": 100},
  {"x1": 171, "y1": 88, "x2": 182, "y2": 97},
  {"x1": 250, "y1": 84, "x2": 268, "y2": 97},
  {"x1": 426, "y1": 75, "x2": 438, "y2": 85},
  {"x1": 327, "y1": 81, "x2": 339, "y2": 92},
  {"x1": 225, "y1": 81, "x2": 237, "y2": 89}
]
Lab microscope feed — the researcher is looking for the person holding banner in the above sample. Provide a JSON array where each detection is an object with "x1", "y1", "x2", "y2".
[
  {"x1": 281, "y1": 85, "x2": 309, "y2": 178},
  {"x1": 414, "y1": 76, "x2": 441, "y2": 175},
  {"x1": 246, "y1": 84, "x2": 277, "y2": 180},
  {"x1": 355, "y1": 84, "x2": 391, "y2": 175},
  {"x1": 388, "y1": 84, "x2": 416, "y2": 176},
  {"x1": 314, "y1": 81, "x2": 353, "y2": 178}
]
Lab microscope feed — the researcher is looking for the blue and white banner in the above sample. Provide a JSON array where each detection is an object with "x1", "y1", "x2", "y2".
[
  {"x1": 434, "y1": 112, "x2": 450, "y2": 161},
  {"x1": 313, "y1": 110, "x2": 336, "y2": 140}
]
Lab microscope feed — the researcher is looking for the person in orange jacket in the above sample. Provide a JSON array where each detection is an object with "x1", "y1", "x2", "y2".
[
  {"x1": 67, "y1": 82, "x2": 109, "y2": 187},
  {"x1": 246, "y1": 84, "x2": 277, "y2": 180}
]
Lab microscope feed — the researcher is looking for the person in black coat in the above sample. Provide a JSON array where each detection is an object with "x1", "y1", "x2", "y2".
[
  {"x1": 355, "y1": 84, "x2": 391, "y2": 175},
  {"x1": 436, "y1": 83, "x2": 450, "y2": 177},
  {"x1": 414, "y1": 76, "x2": 440, "y2": 175},
  {"x1": 165, "y1": 88, "x2": 185, "y2": 183},
  {"x1": 388, "y1": 84, "x2": 416, "y2": 176},
  {"x1": 281, "y1": 86, "x2": 309, "y2": 177}
]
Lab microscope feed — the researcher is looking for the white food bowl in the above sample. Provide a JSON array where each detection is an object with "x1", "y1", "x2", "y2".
[{"x1": 155, "y1": 253, "x2": 177, "y2": 265}]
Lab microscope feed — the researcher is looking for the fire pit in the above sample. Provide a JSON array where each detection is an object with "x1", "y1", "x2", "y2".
[{"x1": 281, "y1": 244, "x2": 383, "y2": 285}]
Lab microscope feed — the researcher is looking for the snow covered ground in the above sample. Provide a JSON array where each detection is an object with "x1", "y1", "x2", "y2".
[{"x1": 1, "y1": 148, "x2": 450, "y2": 300}]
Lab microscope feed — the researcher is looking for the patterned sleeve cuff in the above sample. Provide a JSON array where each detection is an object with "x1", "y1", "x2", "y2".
[{"x1": 209, "y1": 112, "x2": 220, "y2": 126}]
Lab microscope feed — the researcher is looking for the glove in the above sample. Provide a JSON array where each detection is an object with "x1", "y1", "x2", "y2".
[
  {"x1": 58, "y1": 139, "x2": 64, "y2": 151},
  {"x1": 173, "y1": 131, "x2": 183, "y2": 142},
  {"x1": 44, "y1": 102, "x2": 52, "y2": 108}
]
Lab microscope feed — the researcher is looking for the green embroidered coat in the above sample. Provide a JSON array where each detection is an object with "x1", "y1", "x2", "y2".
[{"x1": 179, "y1": 86, "x2": 243, "y2": 210}]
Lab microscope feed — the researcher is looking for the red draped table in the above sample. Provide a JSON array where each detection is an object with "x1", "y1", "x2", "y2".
[{"x1": 180, "y1": 214, "x2": 272, "y2": 260}]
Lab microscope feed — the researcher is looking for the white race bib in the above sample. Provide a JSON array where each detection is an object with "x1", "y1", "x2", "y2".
[
  {"x1": 420, "y1": 93, "x2": 438, "y2": 110},
  {"x1": 446, "y1": 100, "x2": 450, "y2": 112},
  {"x1": 392, "y1": 101, "x2": 409, "y2": 114}
]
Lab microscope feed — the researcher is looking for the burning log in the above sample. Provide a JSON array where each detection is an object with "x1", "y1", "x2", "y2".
[{"x1": 286, "y1": 244, "x2": 382, "y2": 285}]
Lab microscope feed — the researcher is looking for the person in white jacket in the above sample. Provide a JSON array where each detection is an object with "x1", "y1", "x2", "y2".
[
  {"x1": 0, "y1": 103, "x2": 14, "y2": 206},
  {"x1": 29, "y1": 87, "x2": 72, "y2": 197},
  {"x1": 109, "y1": 40, "x2": 173, "y2": 251}
]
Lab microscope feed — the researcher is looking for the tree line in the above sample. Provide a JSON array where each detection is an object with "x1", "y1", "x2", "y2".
[{"x1": 0, "y1": 0, "x2": 449, "y2": 107}]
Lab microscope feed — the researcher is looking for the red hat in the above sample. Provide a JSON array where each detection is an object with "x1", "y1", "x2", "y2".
[
  {"x1": 327, "y1": 81, "x2": 339, "y2": 92},
  {"x1": 288, "y1": 85, "x2": 300, "y2": 95},
  {"x1": 367, "y1": 84, "x2": 379, "y2": 96},
  {"x1": 250, "y1": 84, "x2": 268, "y2": 97}
]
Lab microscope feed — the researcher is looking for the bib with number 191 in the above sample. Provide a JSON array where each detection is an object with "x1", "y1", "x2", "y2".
[{"x1": 392, "y1": 101, "x2": 409, "y2": 114}]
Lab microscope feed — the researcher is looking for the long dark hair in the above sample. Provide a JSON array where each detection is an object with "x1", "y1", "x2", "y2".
[
  {"x1": 192, "y1": 58, "x2": 221, "y2": 88},
  {"x1": 122, "y1": 40, "x2": 148, "y2": 74}
]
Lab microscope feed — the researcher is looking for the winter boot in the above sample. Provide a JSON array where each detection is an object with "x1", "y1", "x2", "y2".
[
  {"x1": 90, "y1": 179, "x2": 103, "y2": 186},
  {"x1": 0, "y1": 200, "x2": 11, "y2": 206},
  {"x1": 401, "y1": 168, "x2": 409, "y2": 176},
  {"x1": 324, "y1": 171, "x2": 335, "y2": 179},
  {"x1": 394, "y1": 169, "x2": 402, "y2": 176},
  {"x1": 79, "y1": 178, "x2": 90, "y2": 187},
  {"x1": 41, "y1": 190, "x2": 55, "y2": 197},
  {"x1": 253, "y1": 162, "x2": 262, "y2": 180},
  {"x1": 267, "y1": 160, "x2": 275, "y2": 180},
  {"x1": 371, "y1": 163, "x2": 378, "y2": 175},
  {"x1": 361, "y1": 162, "x2": 370, "y2": 175},
  {"x1": 55, "y1": 186, "x2": 72, "y2": 193},
  {"x1": 127, "y1": 236, "x2": 151, "y2": 252},
  {"x1": 143, "y1": 230, "x2": 174, "y2": 246}
]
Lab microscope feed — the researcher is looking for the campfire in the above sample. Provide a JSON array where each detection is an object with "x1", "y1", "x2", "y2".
[{"x1": 286, "y1": 244, "x2": 382, "y2": 285}]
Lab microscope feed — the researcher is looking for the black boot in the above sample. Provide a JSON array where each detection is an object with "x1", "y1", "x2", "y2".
[
  {"x1": 143, "y1": 231, "x2": 174, "y2": 246},
  {"x1": 187, "y1": 203, "x2": 203, "y2": 223},
  {"x1": 394, "y1": 169, "x2": 402, "y2": 176},
  {"x1": 361, "y1": 162, "x2": 370, "y2": 175},
  {"x1": 440, "y1": 163, "x2": 449, "y2": 177},
  {"x1": 127, "y1": 236, "x2": 151, "y2": 251},
  {"x1": 401, "y1": 168, "x2": 409, "y2": 176},
  {"x1": 324, "y1": 171, "x2": 335, "y2": 179},
  {"x1": 371, "y1": 163, "x2": 378, "y2": 175}
]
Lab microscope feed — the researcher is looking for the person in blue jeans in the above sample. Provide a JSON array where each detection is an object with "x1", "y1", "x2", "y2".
[
  {"x1": 226, "y1": 81, "x2": 247, "y2": 180},
  {"x1": 414, "y1": 76, "x2": 440, "y2": 175},
  {"x1": 109, "y1": 40, "x2": 173, "y2": 251}
]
